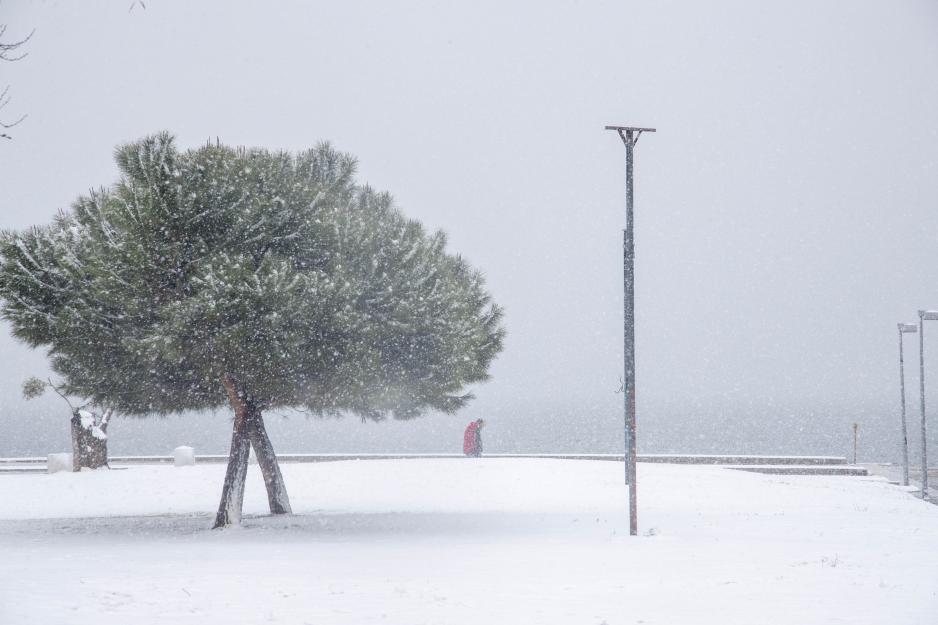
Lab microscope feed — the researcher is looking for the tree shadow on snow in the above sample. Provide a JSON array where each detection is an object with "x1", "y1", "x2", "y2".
[{"x1": 0, "y1": 509, "x2": 622, "y2": 541}]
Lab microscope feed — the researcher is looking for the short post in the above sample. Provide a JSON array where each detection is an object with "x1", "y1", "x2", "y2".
[{"x1": 852, "y1": 423, "x2": 858, "y2": 464}]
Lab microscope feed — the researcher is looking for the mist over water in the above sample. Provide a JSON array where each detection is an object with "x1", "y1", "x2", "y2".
[
  {"x1": 4, "y1": 391, "x2": 919, "y2": 464},
  {"x1": 2, "y1": 1, "x2": 938, "y2": 464}
]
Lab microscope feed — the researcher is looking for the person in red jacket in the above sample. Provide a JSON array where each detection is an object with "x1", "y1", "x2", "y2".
[{"x1": 463, "y1": 418, "x2": 485, "y2": 457}]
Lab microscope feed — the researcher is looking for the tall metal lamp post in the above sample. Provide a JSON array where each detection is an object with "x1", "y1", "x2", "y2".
[
  {"x1": 917, "y1": 310, "x2": 938, "y2": 499},
  {"x1": 606, "y1": 124, "x2": 656, "y2": 536},
  {"x1": 897, "y1": 323, "x2": 917, "y2": 487}
]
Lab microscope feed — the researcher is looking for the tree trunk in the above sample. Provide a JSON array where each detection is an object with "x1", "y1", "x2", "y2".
[
  {"x1": 213, "y1": 375, "x2": 253, "y2": 529},
  {"x1": 93, "y1": 409, "x2": 113, "y2": 468},
  {"x1": 70, "y1": 412, "x2": 82, "y2": 472},
  {"x1": 247, "y1": 409, "x2": 292, "y2": 515},
  {"x1": 83, "y1": 432, "x2": 109, "y2": 468},
  {"x1": 70, "y1": 410, "x2": 109, "y2": 471}
]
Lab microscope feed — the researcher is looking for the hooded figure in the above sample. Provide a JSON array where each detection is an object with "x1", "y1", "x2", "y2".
[{"x1": 463, "y1": 418, "x2": 485, "y2": 457}]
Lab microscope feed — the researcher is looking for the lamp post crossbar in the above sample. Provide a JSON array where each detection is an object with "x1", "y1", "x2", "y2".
[{"x1": 606, "y1": 124, "x2": 655, "y2": 537}]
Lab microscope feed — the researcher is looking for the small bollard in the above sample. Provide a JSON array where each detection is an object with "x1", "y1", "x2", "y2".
[
  {"x1": 173, "y1": 446, "x2": 195, "y2": 467},
  {"x1": 47, "y1": 453, "x2": 73, "y2": 474},
  {"x1": 852, "y1": 423, "x2": 859, "y2": 464}
]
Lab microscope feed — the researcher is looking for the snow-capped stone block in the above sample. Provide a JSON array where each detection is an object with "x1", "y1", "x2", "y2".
[
  {"x1": 47, "y1": 453, "x2": 73, "y2": 474},
  {"x1": 173, "y1": 446, "x2": 195, "y2": 467}
]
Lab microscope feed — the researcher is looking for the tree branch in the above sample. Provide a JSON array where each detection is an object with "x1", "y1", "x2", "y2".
[
  {"x1": 0, "y1": 26, "x2": 33, "y2": 62},
  {"x1": 0, "y1": 23, "x2": 33, "y2": 139},
  {"x1": 99, "y1": 407, "x2": 114, "y2": 432},
  {"x1": 47, "y1": 378, "x2": 76, "y2": 412}
]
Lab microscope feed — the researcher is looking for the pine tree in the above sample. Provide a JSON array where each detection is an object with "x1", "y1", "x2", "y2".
[{"x1": 0, "y1": 133, "x2": 505, "y2": 527}]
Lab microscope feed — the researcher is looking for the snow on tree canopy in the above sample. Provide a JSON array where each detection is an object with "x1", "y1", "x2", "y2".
[
  {"x1": 0, "y1": 132, "x2": 505, "y2": 528},
  {"x1": 0, "y1": 132, "x2": 506, "y2": 421}
]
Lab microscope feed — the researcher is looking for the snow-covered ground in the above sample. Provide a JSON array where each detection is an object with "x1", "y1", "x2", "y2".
[{"x1": 0, "y1": 458, "x2": 936, "y2": 624}]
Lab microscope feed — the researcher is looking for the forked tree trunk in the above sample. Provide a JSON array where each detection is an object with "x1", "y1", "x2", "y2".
[
  {"x1": 214, "y1": 374, "x2": 292, "y2": 528},
  {"x1": 247, "y1": 411, "x2": 292, "y2": 515},
  {"x1": 214, "y1": 375, "x2": 254, "y2": 528}
]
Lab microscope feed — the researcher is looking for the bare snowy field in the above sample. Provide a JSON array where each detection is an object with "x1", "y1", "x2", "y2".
[{"x1": 0, "y1": 458, "x2": 936, "y2": 625}]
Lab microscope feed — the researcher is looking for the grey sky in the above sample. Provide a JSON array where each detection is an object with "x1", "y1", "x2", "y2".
[{"x1": 2, "y1": 0, "x2": 938, "y2": 461}]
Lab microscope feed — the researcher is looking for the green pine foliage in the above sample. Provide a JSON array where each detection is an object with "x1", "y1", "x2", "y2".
[
  {"x1": 0, "y1": 132, "x2": 505, "y2": 420},
  {"x1": 21, "y1": 376, "x2": 46, "y2": 400}
]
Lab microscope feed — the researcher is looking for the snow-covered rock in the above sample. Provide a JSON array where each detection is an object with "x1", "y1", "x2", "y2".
[
  {"x1": 46, "y1": 453, "x2": 73, "y2": 474},
  {"x1": 173, "y1": 446, "x2": 195, "y2": 467}
]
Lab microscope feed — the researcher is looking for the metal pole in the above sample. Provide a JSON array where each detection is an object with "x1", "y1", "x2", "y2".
[
  {"x1": 898, "y1": 327, "x2": 910, "y2": 487},
  {"x1": 624, "y1": 130, "x2": 637, "y2": 534},
  {"x1": 606, "y1": 125, "x2": 655, "y2": 537},
  {"x1": 919, "y1": 312, "x2": 929, "y2": 499},
  {"x1": 852, "y1": 423, "x2": 858, "y2": 464}
]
